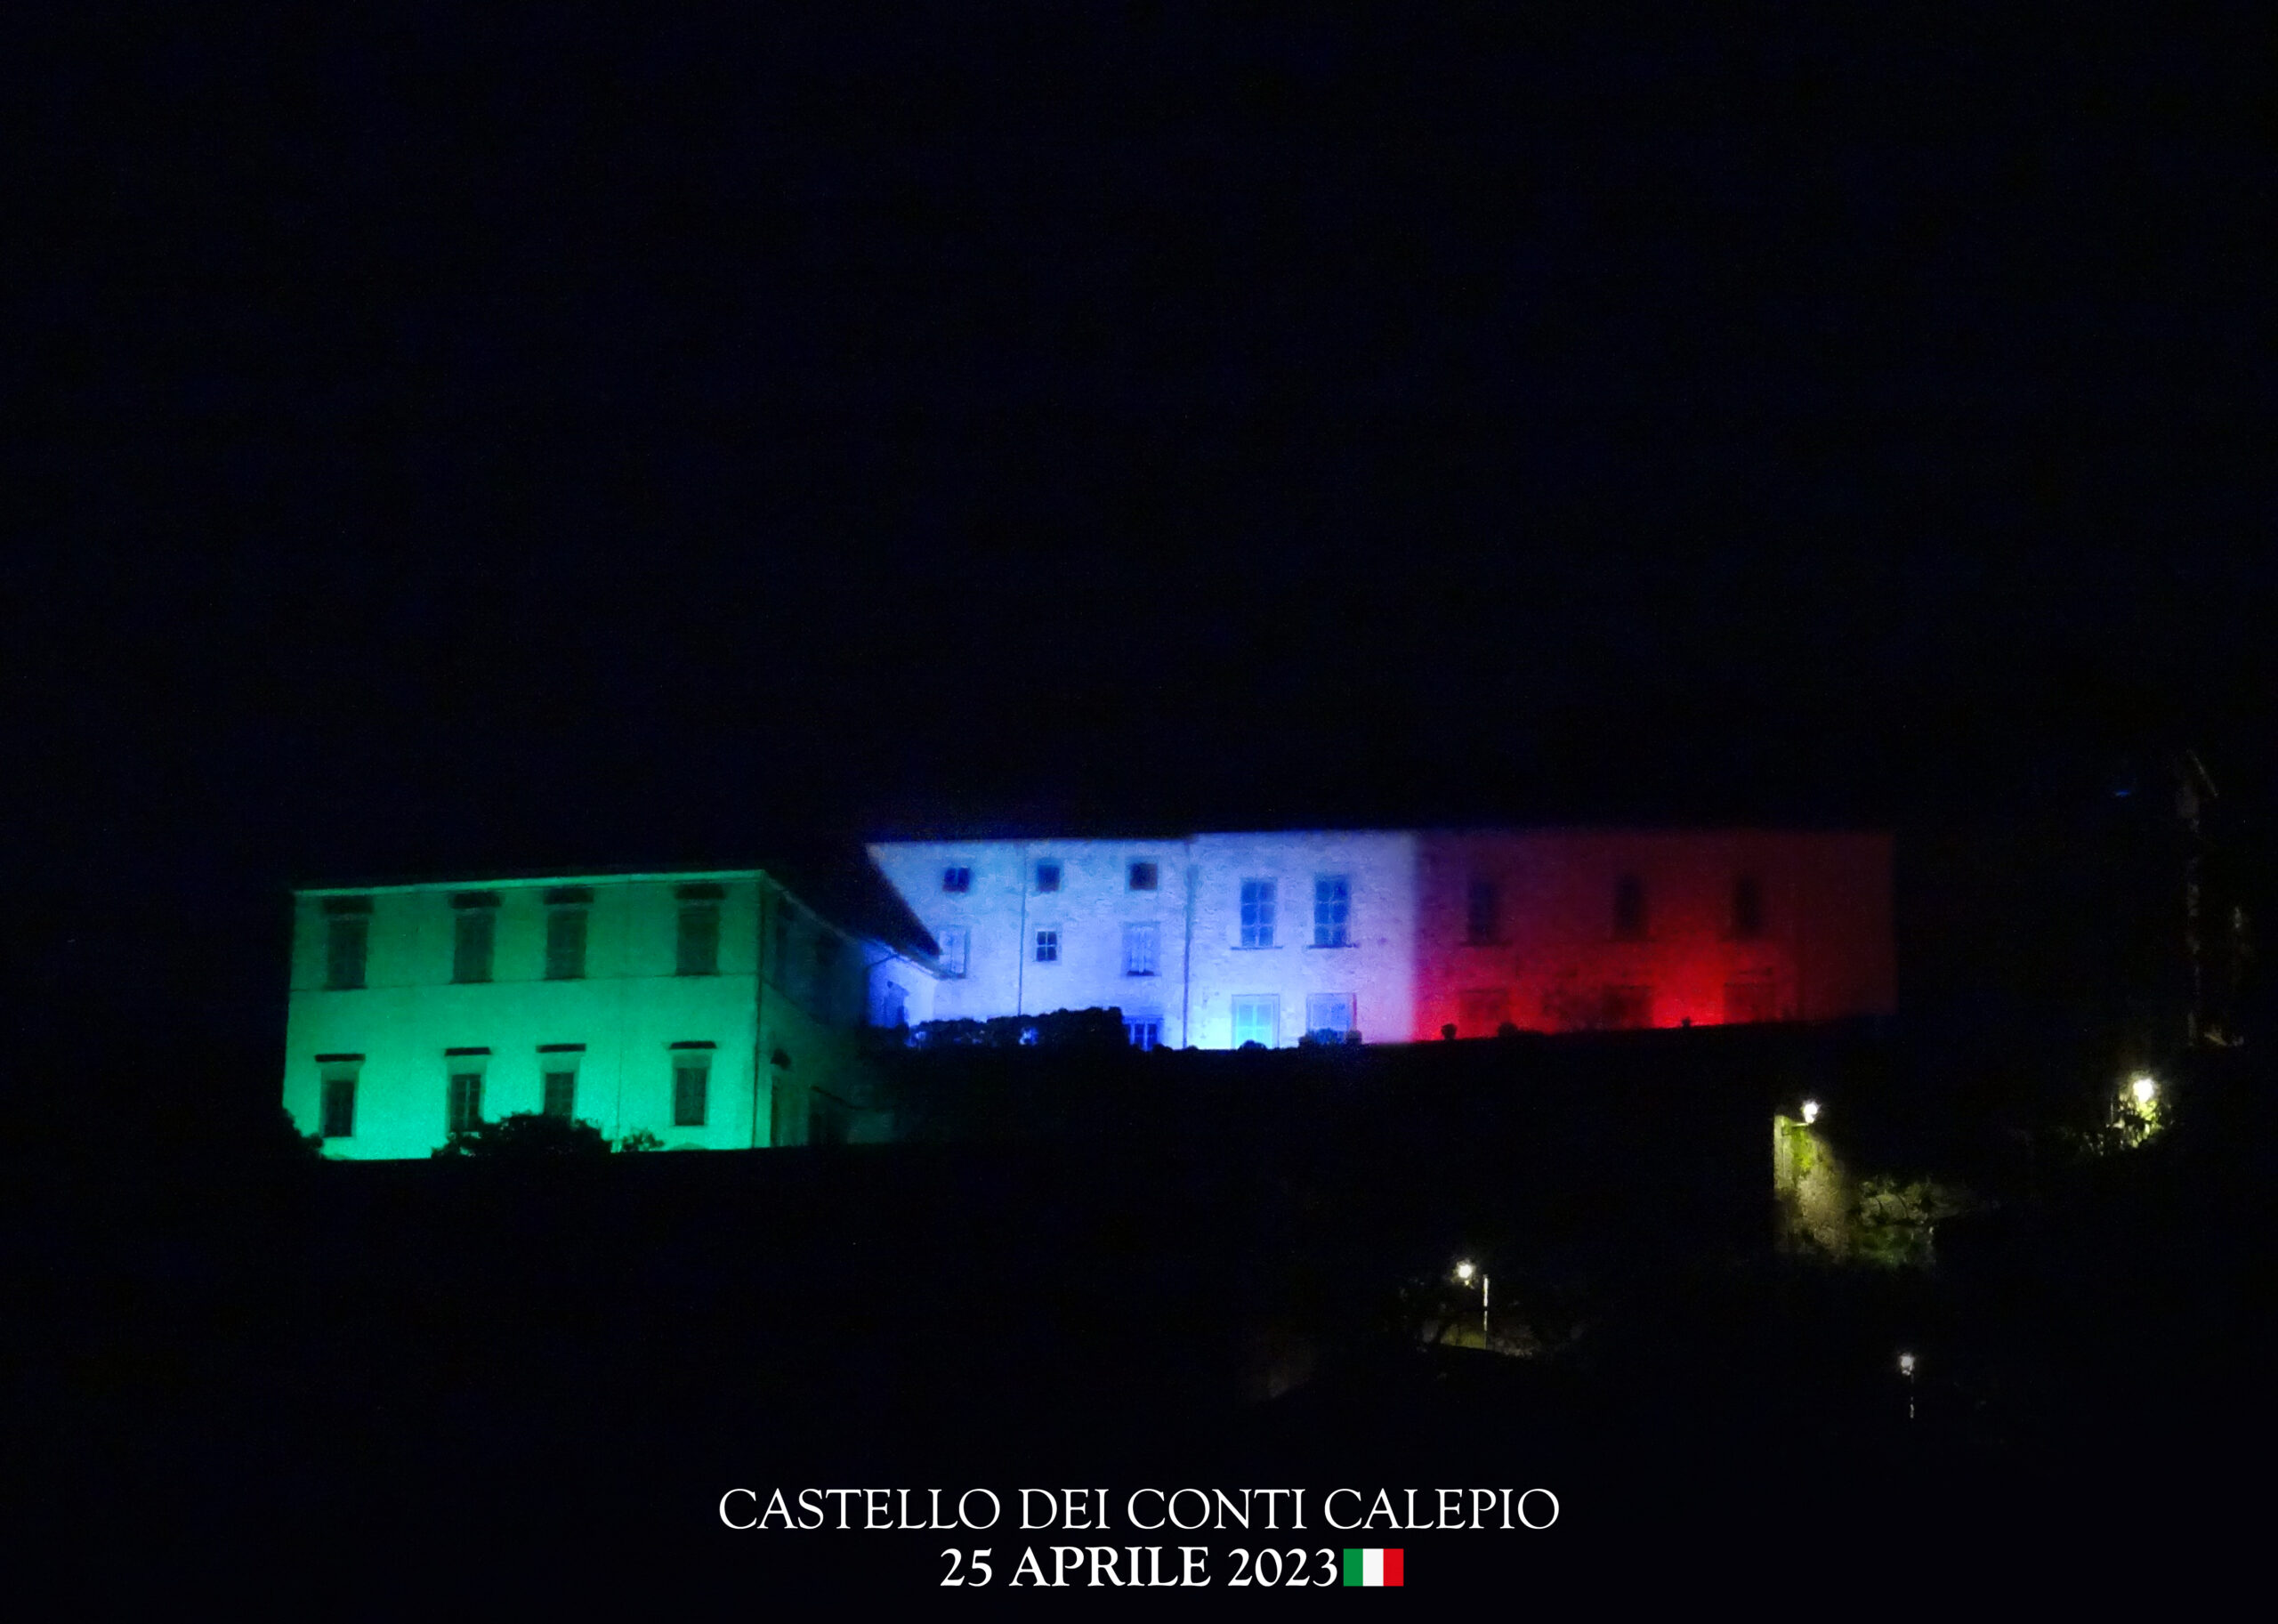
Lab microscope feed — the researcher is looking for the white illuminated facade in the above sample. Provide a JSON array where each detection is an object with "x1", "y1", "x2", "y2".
[{"x1": 869, "y1": 831, "x2": 1421, "y2": 1048}]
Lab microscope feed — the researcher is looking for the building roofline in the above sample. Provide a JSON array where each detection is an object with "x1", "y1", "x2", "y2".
[
  {"x1": 295, "y1": 864, "x2": 946, "y2": 973},
  {"x1": 869, "y1": 824, "x2": 1892, "y2": 845},
  {"x1": 295, "y1": 869, "x2": 768, "y2": 897}
]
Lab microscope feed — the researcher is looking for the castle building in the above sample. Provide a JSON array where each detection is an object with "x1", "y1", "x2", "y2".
[
  {"x1": 281, "y1": 868, "x2": 941, "y2": 1159},
  {"x1": 283, "y1": 828, "x2": 1894, "y2": 1156},
  {"x1": 868, "y1": 828, "x2": 1894, "y2": 1047}
]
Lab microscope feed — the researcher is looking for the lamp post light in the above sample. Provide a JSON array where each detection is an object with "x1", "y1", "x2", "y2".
[
  {"x1": 1898, "y1": 1350, "x2": 1917, "y2": 1425},
  {"x1": 1800, "y1": 1098, "x2": 1821, "y2": 1126},
  {"x1": 1454, "y1": 1260, "x2": 1489, "y2": 1344},
  {"x1": 2130, "y1": 1074, "x2": 2158, "y2": 1108}
]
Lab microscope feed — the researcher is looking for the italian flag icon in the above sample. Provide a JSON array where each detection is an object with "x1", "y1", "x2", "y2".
[{"x1": 1341, "y1": 1548, "x2": 1404, "y2": 1587}]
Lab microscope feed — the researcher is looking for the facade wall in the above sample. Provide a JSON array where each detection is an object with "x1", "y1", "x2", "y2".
[
  {"x1": 870, "y1": 828, "x2": 1895, "y2": 1047},
  {"x1": 284, "y1": 875, "x2": 764, "y2": 1159},
  {"x1": 284, "y1": 869, "x2": 934, "y2": 1158},
  {"x1": 866, "y1": 838, "x2": 1196, "y2": 1045},
  {"x1": 1413, "y1": 829, "x2": 1896, "y2": 1038},
  {"x1": 1185, "y1": 830, "x2": 1419, "y2": 1048}
]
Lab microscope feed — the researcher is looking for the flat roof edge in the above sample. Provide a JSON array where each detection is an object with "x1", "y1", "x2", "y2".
[{"x1": 296, "y1": 869, "x2": 767, "y2": 897}]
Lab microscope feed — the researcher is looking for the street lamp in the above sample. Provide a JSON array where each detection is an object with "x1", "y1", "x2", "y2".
[
  {"x1": 1898, "y1": 1351, "x2": 1917, "y2": 1424},
  {"x1": 1454, "y1": 1260, "x2": 1489, "y2": 1344},
  {"x1": 1801, "y1": 1099, "x2": 1821, "y2": 1125},
  {"x1": 2130, "y1": 1074, "x2": 2158, "y2": 1107}
]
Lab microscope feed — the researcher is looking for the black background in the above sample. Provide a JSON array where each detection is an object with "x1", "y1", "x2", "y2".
[
  {"x1": 4, "y1": 6, "x2": 2270, "y2": 1592},
  {"x1": 12, "y1": 5, "x2": 2270, "y2": 1062}
]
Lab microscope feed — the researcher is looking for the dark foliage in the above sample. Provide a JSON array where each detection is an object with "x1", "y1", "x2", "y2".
[{"x1": 431, "y1": 1111, "x2": 613, "y2": 1159}]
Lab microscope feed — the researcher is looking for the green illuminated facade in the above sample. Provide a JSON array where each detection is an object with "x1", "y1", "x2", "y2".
[{"x1": 283, "y1": 869, "x2": 939, "y2": 1159}]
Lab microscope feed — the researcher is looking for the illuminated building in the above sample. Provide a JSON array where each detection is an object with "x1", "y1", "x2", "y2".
[
  {"x1": 870, "y1": 828, "x2": 1893, "y2": 1046},
  {"x1": 281, "y1": 868, "x2": 941, "y2": 1158},
  {"x1": 282, "y1": 829, "x2": 1894, "y2": 1156}
]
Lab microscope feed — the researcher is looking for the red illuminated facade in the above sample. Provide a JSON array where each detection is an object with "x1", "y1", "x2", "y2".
[{"x1": 1412, "y1": 830, "x2": 1894, "y2": 1038}]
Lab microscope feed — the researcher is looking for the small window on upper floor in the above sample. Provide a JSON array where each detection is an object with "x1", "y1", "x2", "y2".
[
  {"x1": 677, "y1": 897, "x2": 721, "y2": 975},
  {"x1": 1123, "y1": 922, "x2": 1159, "y2": 976},
  {"x1": 1127, "y1": 860, "x2": 1159, "y2": 892},
  {"x1": 1240, "y1": 879, "x2": 1276, "y2": 949},
  {"x1": 451, "y1": 894, "x2": 498, "y2": 984},
  {"x1": 942, "y1": 866, "x2": 972, "y2": 893},
  {"x1": 1035, "y1": 860, "x2": 1062, "y2": 893},
  {"x1": 1034, "y1": 927, "x2": 1060, "y2": 964},
  {"x1": 936, "y1": 926, "x2": 968, "y2": 977},
  {"x1": 1731, "y1": 874, "x2": 1765, "y2": 940},
  {"x1": 323, "y1": 906, "x2": 370, "y2": 990},
  {"x1": 545, "y1": 904, "x2": 588, "y2": 980},
  {"x1": 1613, "y1": 874, "x2": 1648, "y2": 941},
  {"x1": 1313, "y1": 875, "x2": 1351, "y2": 947},
  {"x1": 544, "y1": 887, "x2": 593, "y2": 980},
  {"x1": 1466, "y1": 879, "x2": 1500, "y2": 945}
]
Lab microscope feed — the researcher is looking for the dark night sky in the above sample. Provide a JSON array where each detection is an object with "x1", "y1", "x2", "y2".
[{"x1": 7, "y1": 6, "x2": 2272, "y2": 1047}]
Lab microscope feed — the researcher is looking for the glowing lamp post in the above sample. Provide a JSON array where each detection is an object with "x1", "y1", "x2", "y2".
[
  {"x1": 2130, "y1": 1075, "x2": 2158, "y2": 1107},
  {"x1": 1800, "y1": 1099, "x2": 1821, "y2": 1125},
  {"x1": 1454, "y1": 1259, "x2": 1489, "y2": 1344},
  {"x1": 1898, "y1": 1351, "x2": 1917, "y2": 1424}
]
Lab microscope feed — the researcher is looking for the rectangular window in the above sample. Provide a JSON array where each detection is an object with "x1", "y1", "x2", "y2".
[
  {"x1": 325, "y1": 916, "x2": 369, "y2": 990},
  {"x1": 809, "y1": 1090, "x2": 849, "y2": 1147},
  {"x1": 942, "y1": 866, "x2": 972, "y2": 893},
  {"x1": 1724, "y1": 979, "x2": 1779, "y2": 1025},
  {"x1": 1613, "y1": 874, "x2": 1648, "y2": 941},
  {"x1": 1232, "y1": 995, "x2": 1279, "y2": 1048},
  {"x1": 318, "y1": 1061, "x2": 359, "y2": 1139},
  {"x1": 672, "y1": 1054, "x2": 710, "y2": 1127},
  {"x1": 880, "y1": 980, "x2": 909, "y2": 1028},
  {"x1": 1458, "y1": 988, "x2": 1511, "y2": 1036},
  {"x1": 545, "y1": 906, "x2": 588, "y2": 980},
  {"x1": 1123, "y1": 922, "x2": 1159, "y2": 976},
  {"x1": 1124, "y1": 1015, "x2": 1162, "y2": 1051},
  {"x1": 937, "y1": 926, "x2": 968, "y2": 977},
  {"x1": 1035, "y1": 860, "x2": 1062, "y2": 893},
  {"x1": 452, "y1": 909, "x2": 497, "y2": 983},
  {"x1": 1466, "y1": 879, "x2": 1499, "y2": 944},
  {"x1": 1602, "y1": 984, "x2": 1653, "y2": 1030},
  {"x1": 1034, "y1": 928, "x2": 1059, "y2": 964},
  {"x1": 1313, "y1": 875, "x2": 1351, "y2": 947},
  {"x1": 446, "y1": 1070, "x2": 484, "y2": 1135},
  {"x1": 1305, "y1": 993, "x2": 1353, "y2": 1039},
  {"x1": 1127, "y1": 860, "x2": 1159, "y2": 892},
  {"x1": 677, "y1": 904, "x2": 721, "y2": 975},
  {"x1": 1240, "y1": 879, "x2": 1276, "y2": 949},
  {"x1": 541, "y1": 1067, "x2": 578, "y2": 1119},
  {"x1": 1732, "y1": 875, "x2": 1765, "y2": 940}
]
